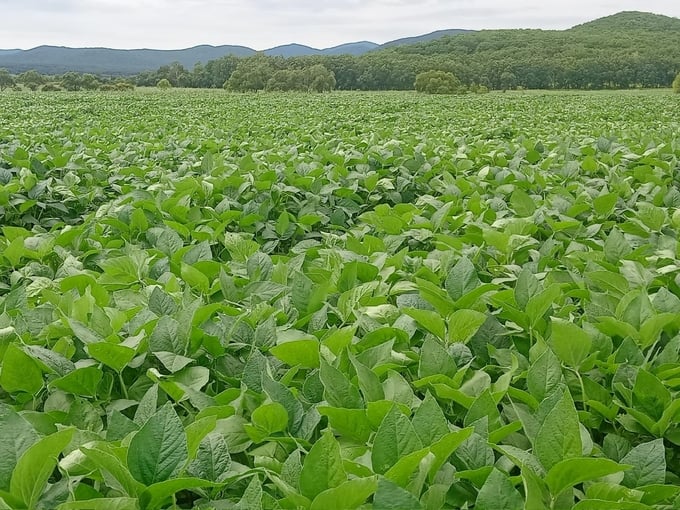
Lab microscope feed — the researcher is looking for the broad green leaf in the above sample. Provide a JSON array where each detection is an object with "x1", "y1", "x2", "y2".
[
  {"x1": 412, "y1": 392, "x2": 450, "y2": 446},
  {"x1": 534, "y1": 390, "x2": 582, "y2": 470},
  {"x1": 140, "y1": 477, "x2": 221, "y2": 510},
  {"x1": 127, "y1": 403, "x2": 188, "y2": 486},
  {"x1": 299, "y1": 430, "x2": 347, "y2": 500},
  {"x1": 187, "y1": 432, "x2": 231, "y2": 482},
  {"x1": 545, "y1": 457, "x2": 630, "y2": 496},
  {"x1": 88, "y1": 342, "x2": 136, "y2": 372},
  {"x1": 447, "y1": 309, "x2": 486, "y2": 343},
  {"x1": 632, "y1": 369, "x2": 671, "y2": 422},
  {"x1": 476, "y1": 468, "x2": 524, "y2": 510},
  {"x1": 372, "y1": 478, "x2": 422, "y2": 510},
  {"x1": 527, "y1": 347, "x2": 562, "y2": 401},
  {"x1": 10, "y1": 428, "x2": 74, "y2": 509},
  {"x1": 57, "y1": 498, "x2": 139, "y2": 510},
  {"x1": 0, "y1": 405, "x2": 38, "y2": 491},
  {"x1": 319, "y1": 359, "x2": 363, "y2": 409},
  {"x1": 50, "y1": 366, "x2": 102, "y2": 397},
  {"x1": 372, "y1": 405, "x2": 423, "y2": 474},
  {"x1": 310, "y1": 476, "x2": 378, "y2": 510},
  {"x1": 270, "y1": 339, "x2": 320, "y2": 368},
  {"x1": 318, "y1": 407, "x2": 372, "y2": 443},
  {"x1": 549, "y1": 318, "x2": 592, "y2": 368},
  {"x1": 621, "y1": 439, "x2": 666, "y2": 488},
  {"x1": 445, "y1": 257, "x2": 480, "y2": 301},
  {"x1": 0, "y1": 343, "x2": 43, "y2": 394}
]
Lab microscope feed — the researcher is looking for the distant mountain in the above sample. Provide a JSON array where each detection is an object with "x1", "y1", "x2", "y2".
[
  {"x1": 265, "y1": 41, "x2": 380, "y2": 57},
  {"x1": 323, "y1": 42, "x2": 380, "y2": 55},
  {"x1": 381, "y1": 29, "x2": 475, "y2": 48},
  {"x1": 265, "y1": 44, "x2": 320, "y2": 57},
  {"x1": 0, "y1": 30, "x2": 471, "y2": 75},
  {"x1": 0, "y1": 44, "x2": 255, "y2": 75}
]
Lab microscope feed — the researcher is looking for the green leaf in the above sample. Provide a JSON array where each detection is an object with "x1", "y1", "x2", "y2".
[
  {"x1": 187, "y1": 432, "x2": 231, "y2": 483},
  {"x1": 447, "y1": 309, "x2": 486, "y2": 343},
  {"x1": 88, "y1": 342, "x2": 136, "y2": 373},
  {"x1": 319, "y1": 358, "x2": 363, "y2": 409},
  {"x1": 621, "y1": 439, "x2": 666, "y2": 488},
  {"x1": 372, "y1": 405, "x2": 423, "y2": 474},
  {"x1": 81, "y1": 445, "x2": 142, "y2": 497},
  {"x1": 140, "y1": 477, "x2": 221, "y2": 510},
  {"x1": 549, "y1": 318, "x2": 592, "y2": 368},
  {"x1": 251, "y1": 402, "x2": 289, "y2": 436},
  {"x1": 373, "y1": 478, "x2": 422, "y2": 510},
  {"x1": 404, "y1": 308, "x2": 445, "y2": 340},
  {"x1": 593, "y1": 193, "x2": 618, "y2": 216},
  {"x1": 127, "y1": 403, "x2": 188, "y2": 486},
  {"x1": 0, "y1": 405, "x2": 38, "y2": 491},
  {"x1": 545, "y1": 457, "x2": 629, "y2": 496},
  {"x1": 270, "y1": 339, "x2": 320, "y2": 368},
  {"x1": 445, "y1": 257, "x2": 480, "y2": 301},
  {"x1": 299, "y1": 430, "x2": 347, "y2": 500},
  {"x1": 57, "y1": 498, "x2": 139, "y2": 510},
  {"x1": 148, "y1": 287, "x2": 177, "y2": 316},
  {"x1": 180, "y1": 263, "x2": 210, "y2": 294},
  {"x1": 476, "y1": 468, "x2": 524, "y2": 510},
  {"x1": 534, "y1": 390, "x2": 582, "y2": 470},
  {"x1": 50, "y1": 366, "x2": 102, "y2": 397},
  {"x1": 418, "y1": 337, "x2": 456, "y2": 379},
  {"x1": 148, "y1": 316, "x2": 185, "y2": 355},
  {"x1": 0, "y1": 343, "x2": 43, "y2": 394},
  {"x1": 318, "y1": 407, "x2": 372, "y2": 443},
  {"x1": 412, "y1": 392, "x2": 450, "y2": 446},
  {"x1": 10, "y1": 428, "x2": 74, "y2": 509},
  {"x1": 310, "y1": 476, "x2": 378, "y2": 510},
  {"x1": 604, "y1": 228, "x2": 631, "y2": 264},
  {"x1": 527, "y1": 348, "x2": 563, "y2": 401},
  {"x1": 632, "y1": 369, "x2": 671, "y2": 422}
]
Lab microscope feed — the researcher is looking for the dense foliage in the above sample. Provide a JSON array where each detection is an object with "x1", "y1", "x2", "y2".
[
  {"x1": 1, "y1": 90, "x2": 680, "y2": 509},
  {"x1": 134, "y1": 11, "x2": 680, "y2": 91},
  {"x1": 414, "y1": 71, "x2": 463, "y2": 95}
]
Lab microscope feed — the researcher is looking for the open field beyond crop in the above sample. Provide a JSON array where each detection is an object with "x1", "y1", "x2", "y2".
[{"x1": 1, "y1": 90, "x2": 680, "y2": 509}]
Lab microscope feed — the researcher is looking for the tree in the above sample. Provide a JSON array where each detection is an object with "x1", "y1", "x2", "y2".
[
  {"x1": 673, "y1": 72, "x2": 680, "y2": 93},
  {"x1": 414, "y1": 70, "x2": 463, "y2": 94},
  {"x1": 60, "y1": 72, "x2": 82, "y2": 91},
  {"x1": 0, "y1": 68, "x2": 14, "y2": 91},
  {"x1": 157, "y1": 78, "x2": 172, "y2": 89},
  {"x1": 226, "y1": 54, "x2": 276, "y2": 92},
  {"x1": 17, "y1": 70, "x2": 44, "y2": 91},
  {"x1": 305, "y1": 65, "x2": 336, "y2": 92}
]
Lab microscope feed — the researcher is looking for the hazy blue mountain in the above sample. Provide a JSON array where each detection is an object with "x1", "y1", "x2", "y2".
[
  {"x1": 0, "y1": 44, "x2": 255, "y2": 75},
  {"x1": 0, "y1": 28, "x2": 475, "y2": 75}
]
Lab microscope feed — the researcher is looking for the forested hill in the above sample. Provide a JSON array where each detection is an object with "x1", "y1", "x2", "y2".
[
  {"x1": 374, "y1": 11, "x2": 680, "y2": 89},
  {"x1": 132, "y1": 10, "x2": 680, "y2": 91}
]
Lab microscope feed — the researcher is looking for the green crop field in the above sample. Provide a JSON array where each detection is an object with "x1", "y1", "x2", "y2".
[{"x1": 1, "y1": 89, "x2": 679, "y2": 509}]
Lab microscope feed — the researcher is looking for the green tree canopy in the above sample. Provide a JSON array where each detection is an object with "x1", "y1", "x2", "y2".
[
  {"x1": 0, "y1": 68, "x2": 14, "y2": 91},
  {"x1": 157, "y1": 78, "x2": 172, "y2": 89},
  {"x1": 673, "y1": 72, "x2": 680, "y2": 93},
  {"x1": 414, "y1": 70, "x2": 463, "y2": 94}
]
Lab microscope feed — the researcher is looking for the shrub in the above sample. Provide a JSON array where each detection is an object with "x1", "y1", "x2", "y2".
[
  {"x1": 157, "y1": 78, "x2": 172, "y2": 89},
  {"x1": 673, "y1": 72, "x2": 680, "y2": 94},
  {"x1": 414, "y1": 70, "x2": 463, "y2": 95}
]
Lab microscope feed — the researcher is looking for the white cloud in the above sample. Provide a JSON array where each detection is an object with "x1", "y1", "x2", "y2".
[{"x1": 0, "y1": 0, "x2": 678, "y2": 49}]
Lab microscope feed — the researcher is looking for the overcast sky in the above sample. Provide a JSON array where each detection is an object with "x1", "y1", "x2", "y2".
[{"x1": 1, "y1": 0, "x2": 679, "y2": 50}]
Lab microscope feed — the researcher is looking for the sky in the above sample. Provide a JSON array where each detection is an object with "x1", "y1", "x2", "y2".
[{"x1": 1, "y1": 0, "x2": 679, "y2": 50}]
